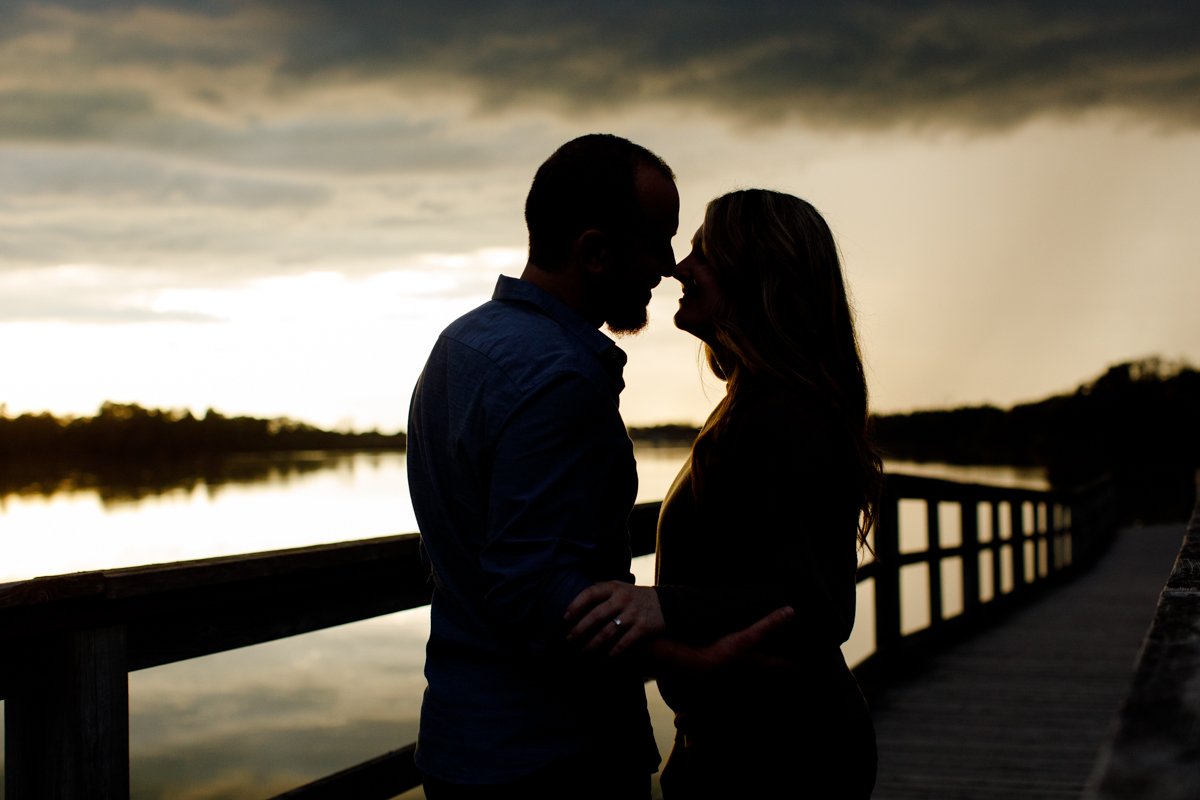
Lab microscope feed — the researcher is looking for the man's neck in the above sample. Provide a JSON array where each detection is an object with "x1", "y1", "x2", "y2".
[{"x1": 520, "y1": 261, "x2": 599, "y2": 328}]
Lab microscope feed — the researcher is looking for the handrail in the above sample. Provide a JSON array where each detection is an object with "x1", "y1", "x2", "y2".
[
  {"x1": 1085, "y1": 473, "x2": 1200, "y2": 800},
  {"x1": 1, "y1": 474, "x2": 1115, "y2": 798}
]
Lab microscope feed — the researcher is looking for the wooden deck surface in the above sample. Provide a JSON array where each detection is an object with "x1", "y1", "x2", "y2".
[{"x1": 870, "y1": 522, "x2": 1186, "y2": 800}]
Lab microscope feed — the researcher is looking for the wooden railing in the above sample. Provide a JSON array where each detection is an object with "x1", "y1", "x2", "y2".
[
  {"x1": 853, "y1": 473, "x2": 1116, "y2": 694},
  {"x1": 0, "y1": 473, "x2": 1116, "y2": 798},
  {"x1": 1085, "y1": 474, "x2": 1200, "y2": 800}
]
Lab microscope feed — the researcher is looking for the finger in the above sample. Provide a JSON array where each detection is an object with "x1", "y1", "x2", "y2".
[
  {"x1": 752, "y1": 605, "x2": 794, "y2": 635},
  {"x1": 607, "y1": 622, "x2": 651, "y2": 658},
  {"x1": 581, "y1": 616, "x2": 626, "y2": 654},
  {"x1": 726, "y1": 606, "x2": 795, "y2": 652},
  {"x1": 567, "y1": 599, "x2": 621, "y2": 641},
  {"x1": 564, "y1": 583, "x2": 613, "y2": 622}
]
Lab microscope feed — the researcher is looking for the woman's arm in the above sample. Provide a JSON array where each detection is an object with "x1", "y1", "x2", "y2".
[
  {"x1": 563, "y1": 580, "x2": 795, "y2": 670},
  {"x1": 655, "y1": 397, "x2": 860, "y2": 650}
]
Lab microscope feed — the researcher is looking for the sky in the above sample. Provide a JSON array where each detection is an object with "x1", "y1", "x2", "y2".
[{"x1": 2, "y1": 0, "x2": 1198, "y2": 431}]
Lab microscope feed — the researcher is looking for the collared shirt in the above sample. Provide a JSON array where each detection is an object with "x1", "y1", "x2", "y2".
[{"x1": 407, "y1": 275, "x2": 658, "y2": 784}]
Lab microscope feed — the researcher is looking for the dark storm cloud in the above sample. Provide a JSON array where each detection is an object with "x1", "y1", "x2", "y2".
[
  {"x1": 251, "y1": 1, "x2": 1200, "y2": 128},
  {"x1": 6, "y1": 0, "x2": 1199, "y2": 131},
  {"x1": 295, "y1": 0, "x2": 1200, "y2": 126}
]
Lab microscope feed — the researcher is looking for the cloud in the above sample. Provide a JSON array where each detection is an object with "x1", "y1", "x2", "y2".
[
  {"x1": 0, "y1": 148, "x2": 331, "y2": 207},
  {"x1": 0, "y1": 88, "x2": 157, "y2": 140},
  {"x1": 2, "y1": 0, "x2": 1197, "y2": 292},
  {"x1": 4, "y1": 1, "x2": 1199, "y2": 134},
  {"x1": 276, "y1": 1, "x2": 1200, "y2": 129},
  {"x1": 0, "y1": 265, "x2": 221, "y2": 323},
  {"x1": 0, "y1": 300, "x2": 215, "y2": 324}
]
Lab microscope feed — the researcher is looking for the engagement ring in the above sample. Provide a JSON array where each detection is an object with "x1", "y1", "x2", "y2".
[{"x1": 612, "y1": 617, "x2": 623, "y2": 627}]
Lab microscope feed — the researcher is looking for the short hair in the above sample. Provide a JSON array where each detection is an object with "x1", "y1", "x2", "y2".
[{"x1": 525, "y1": 134, "x2": 674, "y2": 270}]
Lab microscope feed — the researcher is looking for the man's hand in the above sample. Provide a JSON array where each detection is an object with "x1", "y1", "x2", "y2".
[{"x1": 565, "y1": 581, "x2": 665, "y2": 657}]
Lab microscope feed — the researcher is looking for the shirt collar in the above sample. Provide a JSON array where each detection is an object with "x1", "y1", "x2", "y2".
[{"x1": 492, "y1": 274, "x2": 628, "y2": 390}]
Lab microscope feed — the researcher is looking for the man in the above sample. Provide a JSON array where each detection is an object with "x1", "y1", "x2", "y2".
[{"x1": 406, "y1": 134, "x2": 678, "y2": 798}]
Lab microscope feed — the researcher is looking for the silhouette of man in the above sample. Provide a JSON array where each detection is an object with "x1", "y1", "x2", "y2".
[{"x1": 406, "y1": 134, "x2": 678, "y2": 798}]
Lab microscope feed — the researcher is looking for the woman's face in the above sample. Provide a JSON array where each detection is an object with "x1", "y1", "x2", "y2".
[{"x1": 672, "y1": 226, "x2": 725, "y2": 345}]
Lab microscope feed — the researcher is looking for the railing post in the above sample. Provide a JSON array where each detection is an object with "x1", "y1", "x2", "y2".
[
  {"x1": 6, "y1": 625, "x2": 130, "y2": 799},
  {"x1": 1037, "y1": 502, "x2": 1049, "y2": 579},
  {"x1": 1009, "y1": 501, "x2": 1027, "y2": 591},
  {"x1": 874, "y1": 480, "x2": 902, "y2": 657},
  {"x1": 992, "y1": 501, "x2": 1004, "y2": 596},
  {"x1": 926, "y1": 498, "x2": 944, "y2": 626},
  {"x1": 961, "y1": 496, "x2": 981, "y2": 614}
]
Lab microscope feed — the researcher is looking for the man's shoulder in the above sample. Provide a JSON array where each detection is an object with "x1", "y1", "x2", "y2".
[{"x1": 438, "y1": 298, "x2": 601, "y2": 392}]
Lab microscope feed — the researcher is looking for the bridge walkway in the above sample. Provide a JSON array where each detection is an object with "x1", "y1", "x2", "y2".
[{"x1": 870, "y1": 522, "x2": 1186, "y2": 799}]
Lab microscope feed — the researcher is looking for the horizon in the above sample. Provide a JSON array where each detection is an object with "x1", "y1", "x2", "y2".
[
  {"x1": 3, "y1": 3, "x2": 1198, "y2": 430},
  {"x1": 3, "y1": 352, "x2": 1185, "y2": 436}
]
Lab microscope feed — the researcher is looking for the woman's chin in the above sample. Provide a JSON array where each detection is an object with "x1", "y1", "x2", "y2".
[{"x1": 673, "y1": 312, "x2": 711, "y2": 344}]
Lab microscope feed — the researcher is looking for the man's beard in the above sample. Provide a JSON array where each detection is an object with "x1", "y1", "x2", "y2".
[
  {"x1": 606, "y1": 303, "x2": 649, "y2": 336},
  {"x1": 597, "y1": 261, "x2": 651, "y2": 336}
]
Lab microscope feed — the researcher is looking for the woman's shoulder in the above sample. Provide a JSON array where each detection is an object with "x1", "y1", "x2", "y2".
[
  {"x1": 726, "y1": 382, "x2": 858, "y2": 476},
  {"x1": 731, "y1": 380, "x2": 839, "y2": 441}
]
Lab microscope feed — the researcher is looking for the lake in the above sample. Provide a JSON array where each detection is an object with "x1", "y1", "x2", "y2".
[{"x1": 0, "y1": 449, "x2": 1047, "y2": 798}]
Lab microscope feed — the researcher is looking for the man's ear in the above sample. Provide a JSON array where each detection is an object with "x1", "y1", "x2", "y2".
[{"x1": 573, "y1": 229, "x2": 610, "y2": 275}]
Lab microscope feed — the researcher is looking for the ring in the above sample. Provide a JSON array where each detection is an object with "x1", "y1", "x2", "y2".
[{"x1": 612, "y1": 617, "x2": 623, "y2": 628}]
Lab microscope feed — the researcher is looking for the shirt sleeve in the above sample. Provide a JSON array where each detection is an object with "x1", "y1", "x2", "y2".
[{"x1": 480, "y1": 371, "x2": 635, "y2": 651}]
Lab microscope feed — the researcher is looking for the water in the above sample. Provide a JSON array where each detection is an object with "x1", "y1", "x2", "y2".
[{"x1": 0, "y1": 450, "x2": 1046, "y2": 798}]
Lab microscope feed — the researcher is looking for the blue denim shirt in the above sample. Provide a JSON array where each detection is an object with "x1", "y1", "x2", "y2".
[{"x1": 407, "y1": 275, "x2": 658, "y2": 783}]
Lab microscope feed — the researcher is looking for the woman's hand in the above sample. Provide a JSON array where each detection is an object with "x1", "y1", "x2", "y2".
[
  {"x1": 648, "y1": 606, "x2": 796, "y2": 673},
  {"x1": 565, "y1": 581, "x2": 666, "y2": 657}
]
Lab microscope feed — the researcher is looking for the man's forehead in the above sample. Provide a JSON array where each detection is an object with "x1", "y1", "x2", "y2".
[{"x1": 634, "y1": 166, "x2": 680, "y2": 237}]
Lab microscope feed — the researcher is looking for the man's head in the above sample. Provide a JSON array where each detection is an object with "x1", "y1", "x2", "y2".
[{"x1": 524, "y1": 134, "x2": 679, "y2": 334}]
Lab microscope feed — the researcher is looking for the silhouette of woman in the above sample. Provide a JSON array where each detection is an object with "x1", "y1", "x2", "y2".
[
  {"x1": 566, "y1": 189, "x2": 879, "y2": 796},
  {"x1": 653, "y1": 189, "x2": 880, "y2": 797}
]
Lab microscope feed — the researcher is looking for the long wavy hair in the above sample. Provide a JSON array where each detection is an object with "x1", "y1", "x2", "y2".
[{"x1": 690, "y1": 189, "x2": 882, "y2": 547}]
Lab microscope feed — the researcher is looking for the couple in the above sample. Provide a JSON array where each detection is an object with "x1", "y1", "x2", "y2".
[{"x1": 407, "y1": 134, "x2": 880, "y2": 798}]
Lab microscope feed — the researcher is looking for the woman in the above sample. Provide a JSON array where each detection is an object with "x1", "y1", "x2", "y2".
[
  {"x1": 658, "y1": 189, "x2": 879, "y2": 797},
  {"x1": 568, "y1": 189, "x2": 879, "y2": 797}
]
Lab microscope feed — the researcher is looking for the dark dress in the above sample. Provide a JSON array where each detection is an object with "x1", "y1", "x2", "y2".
[{"x1": 654, "y1": 380, "x2": 877, "y2": 798}]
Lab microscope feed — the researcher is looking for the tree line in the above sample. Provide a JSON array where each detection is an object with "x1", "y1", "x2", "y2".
[
  {"x1": 872, "y1": 357, "x2": 1199, "y2": 522},
  {"x1": 630, "y1": 357, "x2": 1198, "y2": 522},
  {"x1": 0, "y1": 402, "x2": 405, "y2": 460},
  {"x1": 3, "y1": 357, "x2": 1195, "y2": 520}
]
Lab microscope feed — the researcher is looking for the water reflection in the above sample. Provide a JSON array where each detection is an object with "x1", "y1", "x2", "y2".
[
  {"x1": 127, "y1": 609, "x2": 429, "y2": 799},
  {"x1": 0, "y1": 451, "x2": 392, "y2": 509},
  {"x1": 0, "y1": 452, "x2": 418, "y2": 584}
]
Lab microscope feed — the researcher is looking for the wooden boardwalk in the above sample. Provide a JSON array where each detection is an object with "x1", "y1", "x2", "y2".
[{"x1": 870, "y1": 522, "x2": 1187, "y2": 800}]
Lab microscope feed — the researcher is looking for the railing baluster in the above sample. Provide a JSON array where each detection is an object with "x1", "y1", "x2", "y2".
[
  {"x1": 1009, "y1": 500, "x2": 1027, "y2": 591},
  {"x1": 873, "y1": 481, "x2": 903, "y2": 659},
  {"x1": 6, "y1": 626, "x2": 130, "y2": 799},
  {"x1": 992, "y1": 500, "x2": 1004, "y2": 597},
  {"x1": 961, "y1": 496, "x2": 981, "y2": 614},
  {"x1": 926, "y1": 498, "x2": 944, "y2": 627}
]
